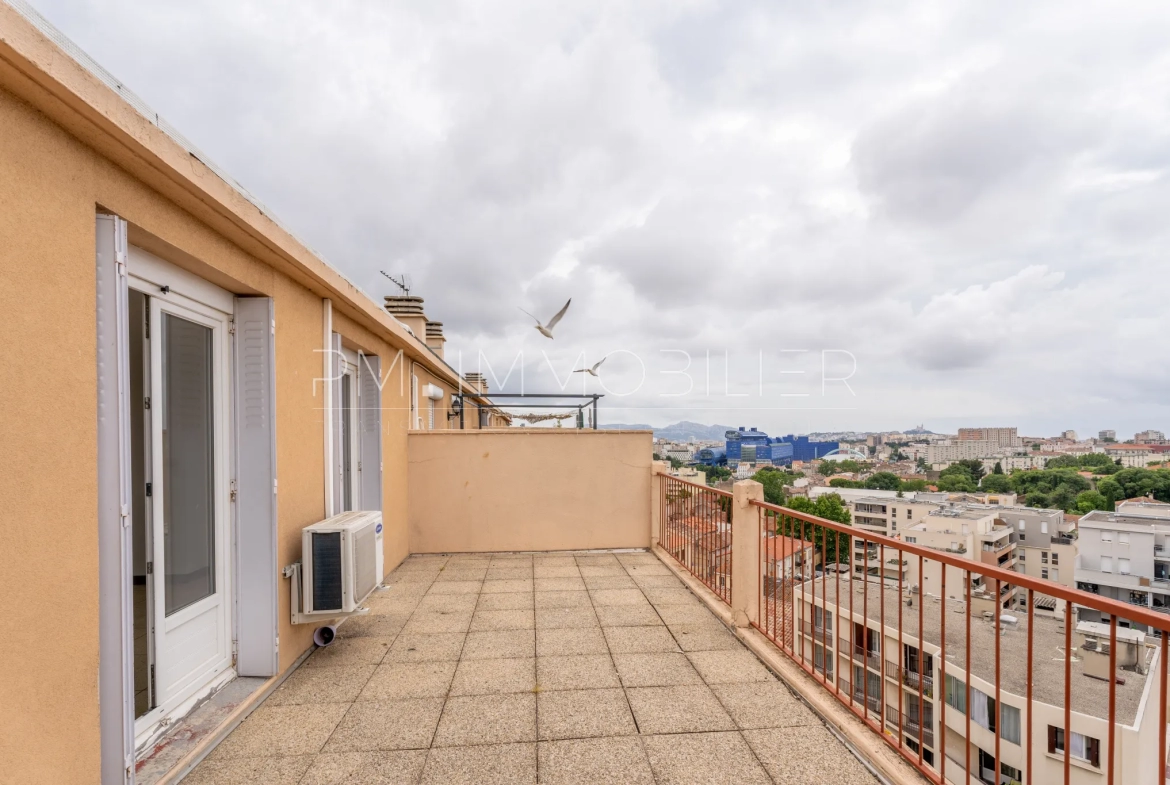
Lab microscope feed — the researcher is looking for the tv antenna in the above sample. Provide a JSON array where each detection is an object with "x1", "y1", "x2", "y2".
[{"x1": 380, "y1": 271, "x2": 412, "y2": 296}]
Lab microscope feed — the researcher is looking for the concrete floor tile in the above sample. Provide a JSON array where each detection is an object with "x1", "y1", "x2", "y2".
[
  {"x1": 643, "y1": 587, "x2": 701, "y2": 606},
  {"x1": 632, "y1": 574, "x2": 685, "y2": 589},
  {"x1": 385, "y1": 571, "x2": 438, "y2": 585},
  {"x1": 358, "y1": 661, "x2": 456, "y2": 701},
  {"x1": 623, "y1": 562, "x2": 671, "y2": 577},
  {"x1": 575, "y1": 555, "x2": 621, "y2": 567},
  {"x1": 425, "y1": 580, "x2": 483, "y2": 594},
  {"x1": 477, "y1": 591, "x2": 534, "y2": 610},
  {"x1": 589, "y1": 588, "x2": 650, "y2": 607},
  {"x1": 534, "y1": 577, "x2": 587, "y2": 591},
  {"x1": 535, "y1": 606, "x2": 599, "y2": 630},
  {"x1": 268, "y1": 664, "x2": 375, "y2": 705},
  {"x1": 578, "y1": 565, "x2": 627, "y2": 577},
  {"x1": 184, "y1": 755, "x2": 312, "y2": 784},
  {"x1": 537, "y1": 688, "x2": 636, "y2": 740},
  {"x1": 687, "y1": 650, "x2": 774, "y2": 684},
  {"x1": 534, "y1": 590, "x2": 591, "y2": 608},
  {"x1": 655, "y1": 603, "x2": 719, "y2": 626},
  {"x1": 603, "y1": 626, "x2": 680, "y2": 654},
  {"x1": 532, "y1": 556, "x2": 576, "y2": 567},
  {"x1": 712, "y1": 683, "x2": 819, "y2": 729},
  {"x1": 533, "y1": 565, "x2": 581, "y2": 578},
  {"x1": 612, "y1": 652, "x2": 701, "y2": 687},
  {"x1": 210, "y1": 703, "x2": 348, "y2": 759},
  {"x1": 536, "y1": 626, "x2": 609, "y2": 657},
  {"x1": 670, "y1": 624, "x2": 740, "y2": 652},
  {"x1": 744, "y1": 726, "x2": 879, "y2": 784},
  {"x1": 536, "y1": 654, "x2": 620, "y2": 691},
  {"x1": 303, "y1": 637, "x2": 393, "y2": 668},
  {"x1": 420, "y1": 742, "x2": 537, "y2": 785},
  {"x1": 537, "y1": 737, "x2": 654, "y2": 785},
  {"x1": 435, "y1": 568, "x2": 488, "y2": 581},
  {"x1": 594, "y1": 604, "x2": 663, "y2": 627},
  {"x1": 321, "y1": 698, "x2": 444, "y2": 752},
  {"x1": 642, "y1": 731, "x2": 770, "y2": 785},
  {"x1": 341, "y1": 613, "x2": 410, "y2": 639},
  {"x1": 451, "y1": 657, "x2": 536, "y2": 695},
  {"x1": 625, "y1": 686, "x2": 735, "y2": 734},
  {"x1": 462, "y1": 629, "x2": 536, "y2": 660},
  {"x1": 385, "y1": 632, "x2": 466, "y2": 663},
  {"x1": 401, "y1": 610, "x2": 473, "y2": 635},
  {"x1": 299, "y1": 750, "x2": 428, "y2": 785},
  {"x1": 416, "y1": 593, "x2": 478, "y2": 613},
  {"x1": 365, "y1": 595, "x2": 423, "y2": 616},
  {"x1": 433, "y1": 693, "x2": 537, "y2": 746},
  {"x1": 583, "y1": 575, "x2": 637, "y2": 590},
  {"x1": 470, "y1": 608, "x2": 535, "y2": 631},
  {"x1": 481, "y1": 578, "x2": 534, "y2": 593}
]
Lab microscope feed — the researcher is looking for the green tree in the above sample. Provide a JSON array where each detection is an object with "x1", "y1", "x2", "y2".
[
  {"x1": 668, "y1": 456, "x2": 683, "y2": 469},
  {"x1": 980, "y1": 473, "x2": 1013, "y2": 493},
  {"x1": 1097, "y1": 477, "x2": 1123, "y2": 506},
  {"x1": 899, "y1": 478, "x2": 929, "y2": 492},
  {"x1": 916, "y1": 457, "x2": 929, "y2": 473},
  {"x1": 992, "y1": 461, "x2": 1004, "y2": 475},
  {"x1": 750, "y1": 469, "x2": 787, "y2": 505},
  {"x1": 863, "y1": 472, "x2": 902, "y2": 491},
  {"x1": 1075, "y1": 490, "x2": 1110, "y2": 514},
  {"x1": 703, "y1": 465, "x2": 732, "y2": 485},
  {"x1": 937, "y1": 474, "x2": 976, "y2": 492},
  {"x1": 955, "y1": 459, "x2": 986, "y2": 482},
  {"x1": 828, "y1": 478, "x2": 862, "y2": 489},
  {"x1": 833, "y1": 459, "x2": 866, "y2": 474},
  {"x1": 1046, "y1": 455, "x2": 1080, "y2": 470},
  {"x1": 780, "y1": 493, "x2": 853, "y2": 566}
]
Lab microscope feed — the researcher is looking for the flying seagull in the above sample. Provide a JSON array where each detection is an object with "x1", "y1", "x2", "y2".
[
  {"x1": 573, "y1": 356, "x2": 608, "y2": 377},
  {"x1": 519, "y1": 298, "x2": 571, "y2": 339}
]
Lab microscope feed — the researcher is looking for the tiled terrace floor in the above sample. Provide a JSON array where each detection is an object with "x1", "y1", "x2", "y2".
[{"x1": 188, "y1": 550, "x2": 879, "y2": 784}]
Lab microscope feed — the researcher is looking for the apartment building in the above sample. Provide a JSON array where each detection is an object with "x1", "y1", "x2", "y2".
[
  {"x1": 795, "y1": 577, "x2": 1162, "y2": 784},
  {"x1": 1076, "y1": 501, "x2": 1170, "y2": 627},
  {"x1": 1135, "y1": 430, "x2": 1166, "y2": 444},
  {"x1": 1100, "y1": 430, "x2": 1117, "y2": 441},
  {"x1": 902, "y1": 508, "x2": 1019, "y2": 610},
  {"x1": 1104, "y1": 443, "x2": 1158, "y2": 468},
  {"x1": 926, "y1": 440, "x2": 1013, "y2": 465},
  {"x1": 849, "y1": 497, "x2": 942, "y2": 585},
  {"x1": 1005, "y1": 507, "x2": 1077, "y2": 615},
  {"x1": 957, "y1": 427, "x2": 1021, "y2": 448}
]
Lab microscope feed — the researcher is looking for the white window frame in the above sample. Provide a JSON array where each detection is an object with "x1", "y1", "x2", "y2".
[
  {"x1": 1101, "y1": 556, "x2": 1113, "y2": 573},
  {"x1": 339, "y1": 348, "x2": 360, "y2": 512}
]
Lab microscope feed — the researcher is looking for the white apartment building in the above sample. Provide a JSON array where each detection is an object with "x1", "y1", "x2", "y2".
[
  {"x1": 1099, "y1": 430, "x2": 1117, "y2": 441},
  {"x1": 957, "y1": 427, "x2": 1021, "y2": 448},
  {"x1": 1135, "y1": 430, "x2": 1166, "y2": 444},
  {"x1": 1005, "y1": 507, "x2": 1077, "y2": 615},
  {"x1": 667, "y1": 465, "x2": 707, "y2": 484},
  {"x1": 1076, "y1": 502, "x2": 1170, "y2": 627},
  {"x1": 927, "y1": 440, "x2": 1013, "y2": 465},
  {"x1": 1104, "y1": 444, "x2": 1158, "y2": 468},
  {"x1": 904, "y1": 508, "x2": 1019, "y2": 610},
  {"x1": 982, "y1": 454, "x2": 1051, "y2": 472},
  {"x1": 849, "y1": 497, "x2": 943, "y2": 584},
  {"x1": 795, "y1": 576, "x2": 1162, "y2": 785}
]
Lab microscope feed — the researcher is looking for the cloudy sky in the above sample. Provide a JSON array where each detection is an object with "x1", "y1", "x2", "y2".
[{"x1": 33, "y1": 0, "x2": 1170, "y2": 436}]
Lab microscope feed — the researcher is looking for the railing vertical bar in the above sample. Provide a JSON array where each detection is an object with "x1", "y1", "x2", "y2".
[
  {"x1": 1063, "y1": 599, "x2": 1072, "y2": 785},
  {"x1": 849, "y1": 531, "x2": 856, "y2": 711},
  {"x1": 994, "y1": 576, "x2": 1001, "y2": 785},
  {"x1": 821, "y1": 525, "x2": 827, "y2": 683},
  {"x1": 897, "y1": 543, "x2": 904, "y2": 749},
  {"x1": 939, "y1": 563, "x2": 946, "y2": 785},
  {"x1": 799, "y1": 518, "x2": 807, "y2": 669},
  {"x1": 863, "y1": 535, "x2": 870, "y2": 720},
  {"x1": 1107, "y1": 613, "x2": 1117, "y2": 785},
  {"x1": 965, "y1": 570, "x2": 971, "y2": 783},
  {"x1": 879, "y1": 541, "x2": 886, "y2": 720},
  {"x1": 1160, "y1": 633, "x2": 1167, "y2": 785},
  {"x1": 1026, "y1": 587, "x2": 1034, "y2": 785},
  {"x1": 917, "y1": 553, "x2": 924, "y2": 766},
  {"x1": 811, "y1": 521, "x2": 818, "y2": 680},
  {"x1": 835, "y1": 527, "x2": 842, "y2": 696}
]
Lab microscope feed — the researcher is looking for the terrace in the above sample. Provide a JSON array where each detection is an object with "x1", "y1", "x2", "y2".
[
  {"x1": 186, "y1": 549, "x2": 877, "y2": 784},
  {"x1": 182, "y1": 465, "x2": 1170, "y2": 785}
]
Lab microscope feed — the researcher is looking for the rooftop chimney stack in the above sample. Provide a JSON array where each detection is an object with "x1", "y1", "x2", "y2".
[
  {"x1": 425, "y1": 321, "x2": 445, "y2": 359},
  {"x1": 464, "y1": 372, "x2": 488, "y2": 395},
  {"x1": 384, "y1": 295, "x2": 428, "y2": 341}
]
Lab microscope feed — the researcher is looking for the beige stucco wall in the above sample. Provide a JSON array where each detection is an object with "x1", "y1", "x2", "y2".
[
  {"x1": 0, "y1": 9, "x2": 472, "y2": 779},
  {"x1": 408, "y1": 430, "x2": 654, "y2": 553}
]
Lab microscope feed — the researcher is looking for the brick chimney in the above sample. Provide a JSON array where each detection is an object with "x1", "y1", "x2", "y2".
[
  {"x1": 464, "y1": 372, "x2": 488, "y2": 395},
  {"x1": 425, "y1": 321, "x2": 445, "y2": 358},
  {"x1": 383, "y1": 295, "x2": 427, "y2": 341}
]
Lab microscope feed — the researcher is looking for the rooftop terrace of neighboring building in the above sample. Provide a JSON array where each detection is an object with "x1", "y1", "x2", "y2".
[{"x1": 797, "y1": 575, "x2": 1153, "y2": 725}]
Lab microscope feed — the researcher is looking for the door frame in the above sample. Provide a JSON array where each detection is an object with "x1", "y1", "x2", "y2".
[{"x1": 129, "y1": 262, "x2": 235, "y2": 749}]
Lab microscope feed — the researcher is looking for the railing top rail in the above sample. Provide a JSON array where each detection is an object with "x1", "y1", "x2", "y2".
[
  {"x1": 751, "y1": 497, "x2": 1170, "y2": 633},
  {"x1": 663, "y1": 475, "x2": 732, "y2": 497}
]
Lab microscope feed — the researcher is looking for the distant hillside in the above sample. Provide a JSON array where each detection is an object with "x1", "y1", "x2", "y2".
[{"x1": 602, "y1": 420, "x2": 737, "y2": 441}]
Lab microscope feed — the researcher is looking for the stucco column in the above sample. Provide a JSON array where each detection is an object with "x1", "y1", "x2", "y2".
[
  {"x1": 731, "y1": 479, "x2": 764, "y2": 628},
  {"x1": 650, "y1": 461, "x2": 669, "y2": 547}
]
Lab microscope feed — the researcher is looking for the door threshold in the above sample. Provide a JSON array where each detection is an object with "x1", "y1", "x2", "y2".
[{"x1": 133, "y1": 648, "x2": 313, "y2": 785}]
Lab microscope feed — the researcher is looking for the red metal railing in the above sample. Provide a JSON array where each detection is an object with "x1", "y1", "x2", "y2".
[
  {"x1": 752, "y1": 498, "x2": 1170, "y2": 785},
  {"x1": 660, "y1": 475, "x2": 732, "y2": 605}
]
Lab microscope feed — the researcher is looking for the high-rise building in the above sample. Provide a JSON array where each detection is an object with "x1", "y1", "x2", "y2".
[
  {"x1": 1099, "y1": 430, "x2": 1116, "y2": 441},
  {"x1": 1062, "y1": 430, "x2": 1077, "y2": 441},
  {"x1": 1135, "y1": 430, "x2": 1166, "y2": 444},
  {"x1": 956, "y1": 427, "x2": 1020, "y2": 448}
]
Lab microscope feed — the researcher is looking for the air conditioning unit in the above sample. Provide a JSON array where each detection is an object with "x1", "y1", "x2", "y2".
[{"x1": 286, "y1": 511, "x2": 383, "y2": 623}]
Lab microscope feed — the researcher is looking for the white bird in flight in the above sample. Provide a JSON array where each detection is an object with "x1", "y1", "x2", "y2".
[
  {"x1": 519, "y1": 298, "x2": 571, "y2": 339},
  {"x1": 573, "y1": 356, "x2": 608, "y2": 377}
]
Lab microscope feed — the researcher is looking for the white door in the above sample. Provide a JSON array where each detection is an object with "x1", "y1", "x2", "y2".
[{"x1": 130, "y1": 255, "x2": 233, "y2": 745}]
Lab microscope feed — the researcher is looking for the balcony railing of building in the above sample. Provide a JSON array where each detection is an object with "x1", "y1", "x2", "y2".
[
  {"x1": 660, "y1": 475, "x2": 732, "y2": 605},
  {"x1": 886, "y1": 706, "x2": 935, "y2": 749},
  {"x1": 737, "y1": 492, "x2": 1170, "y2": 785}
]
